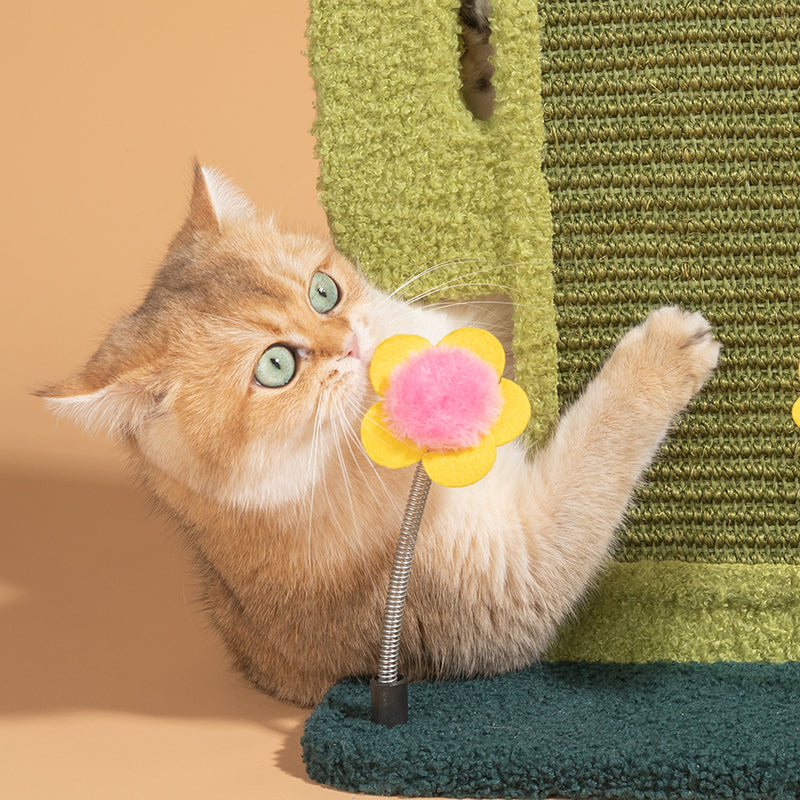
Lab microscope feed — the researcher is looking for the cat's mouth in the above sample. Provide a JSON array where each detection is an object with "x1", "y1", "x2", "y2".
[
  {"x1": 326, "y1": 358, "x2": 367, "y2": 391},
  {"x1": 323, "y1": 357, "x2": 372, "y2": 421}
]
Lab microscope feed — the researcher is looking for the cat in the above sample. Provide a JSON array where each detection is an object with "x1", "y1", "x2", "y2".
[{"x1": 38, "y1": 164, "x2": 720, "y2": 707}]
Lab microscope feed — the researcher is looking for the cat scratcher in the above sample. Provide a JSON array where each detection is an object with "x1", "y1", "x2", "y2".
[{"x1": 304, "y1": 0, "x2": 800, "y2": 796}]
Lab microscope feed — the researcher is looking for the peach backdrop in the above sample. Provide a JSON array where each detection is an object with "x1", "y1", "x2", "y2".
[
  {"x1": 0, "y1": 3, "x2": 458, "y2": 798},
  {"x1": 4, "y1": 0, "x2": 327, "y2": 479}
]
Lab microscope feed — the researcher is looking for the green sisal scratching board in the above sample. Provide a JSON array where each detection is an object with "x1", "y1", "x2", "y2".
[
  {"x1": 540, "y1": 0, "x2": 800, "y2": 661},
  {"x1": 306, "y1": 0, "x2": 800, "y2": 796}
]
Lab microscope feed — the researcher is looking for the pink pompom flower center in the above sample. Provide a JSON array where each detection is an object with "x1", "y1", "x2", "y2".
[{"x1": 383, "y1": 346, "x2": 503, "y2": 451}]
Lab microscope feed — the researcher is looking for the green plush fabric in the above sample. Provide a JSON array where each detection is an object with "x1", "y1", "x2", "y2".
[
  {"x1": 308, "y1": 0, "x2": 559, "y2": 444},
  {"x1": 547, "y1": 561, "x2": 800, "y2": 663},
  {"x1": 303, "y1": 662, "x2": 800, "y2": 799}
]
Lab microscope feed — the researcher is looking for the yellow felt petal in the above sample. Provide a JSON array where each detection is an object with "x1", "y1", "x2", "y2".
[
  {"x1": 491, "y1": 379, "x2": 532, "y2": 446},
  {"x1": 438, "y1": 327, "x2": 505, "y2": 378},
  {"x1": 369, "y1": 334, "x2": 431, "y2": 396},
  {"x1": 361, "y1": 402, "x2": 423, "y2": 469},
  {"x1": 793, "y1": 397, "x2": 800, "y2": 428},
  {"x1": 422, "y1": 435, "x2": 496, "y2": 488}
]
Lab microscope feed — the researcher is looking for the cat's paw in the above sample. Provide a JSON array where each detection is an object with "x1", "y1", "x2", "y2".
[{"x1": 613, "y1": 306, "x2": 721, "y2": 412}]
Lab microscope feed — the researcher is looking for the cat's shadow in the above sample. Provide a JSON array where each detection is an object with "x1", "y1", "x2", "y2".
[{"x1": 0, "y1": 468, "x2": 309, "y2": 779}]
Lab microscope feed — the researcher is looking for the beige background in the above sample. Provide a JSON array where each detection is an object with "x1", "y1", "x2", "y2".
[{"x1": 1, "y1": 2, "x2": 456, "y2": 798}]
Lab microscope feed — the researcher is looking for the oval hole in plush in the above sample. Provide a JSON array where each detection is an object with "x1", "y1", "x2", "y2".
[{"x1": 459, "y1": 0, "x2": 495, "y2": 120}]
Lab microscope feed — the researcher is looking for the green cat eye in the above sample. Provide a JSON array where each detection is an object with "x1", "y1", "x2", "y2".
[
  {"x1": 254, "y1": 345, "x2": 296, "y2": 388},
  {"x1": 309, "y1": 272, "x2": 340, "y2": 314}
]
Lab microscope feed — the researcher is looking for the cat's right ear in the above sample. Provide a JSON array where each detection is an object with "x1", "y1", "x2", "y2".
[{"x1": 180, "y1": 160, "x2": 257, "y2": 236}]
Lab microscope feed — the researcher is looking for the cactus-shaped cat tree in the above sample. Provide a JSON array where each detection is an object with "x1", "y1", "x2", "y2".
[{"x1": 303, "y1": 0, "x2": 800, "y2": 797}]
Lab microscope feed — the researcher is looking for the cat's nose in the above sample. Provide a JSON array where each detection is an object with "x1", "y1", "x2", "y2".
[{"x1": 344, "y1": 332, "x2": 361, "y2": 360}]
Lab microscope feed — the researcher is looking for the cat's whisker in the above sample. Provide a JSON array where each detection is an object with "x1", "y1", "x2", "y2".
[
  {"x1": 407, "y1": 280, "x2": 521, "y2": 305},
  {"x1": 402, "y1": 262, "x2": 522, "y2": 298},
  {"x1": 389, "y1": 257, "x2": 500, "y2": 299},
  {"x1": 302, "y1": 394, "x2": 326, "y2": 568},
  {"x1": 310, "y1": 402, "x2": 351, "y2": 548},
  {"x1": 388, "y1": 257, "x2": 476, "y2": 298},
  {"x1": 422, "y1": 297, "x2": 538, "y2": 314},
  {"x1": 336, "y1": 399, "x2": 402, "y2": 517},
  {"x1": 342, "y1": 409, "x2": 424, "y2": 518},
  {"x1": 323, "y1": 381, "x2": 395, "y2": 508},
  {"x1": 424, "y1": 296, "x2": 521, "y2": 309},
  {"x1": 393, "y1": 267, "x2": 497, "y2": 304},
  {"x1": 310, "y1": 403, "x2": 353, "y2": 553},
  {"x1": 328, "y1": 400, "x2": 361, "y2": 548},
  {"x1": 397, "y1": 261, "x2": 527, "y2": 303},
  {"x1": 370, "y1": 289, "x2": 418, "y2": 323}
]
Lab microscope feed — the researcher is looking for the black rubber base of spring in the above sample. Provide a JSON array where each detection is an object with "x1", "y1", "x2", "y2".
[{"x1": 370, "y1": 677, "x2": 408, "y2": 727}]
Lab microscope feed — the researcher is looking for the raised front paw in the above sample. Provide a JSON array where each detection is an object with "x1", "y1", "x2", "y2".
[{"x1": 612, "y1": 306, "x2": 722, "y2": 412}]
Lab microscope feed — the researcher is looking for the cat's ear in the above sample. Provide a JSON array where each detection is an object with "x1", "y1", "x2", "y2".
[
  {"x1": 36, "y1": 364, "x2": 169, "y2": 438},
  {"x1": 182, "y1": 160, "x2": 256, "y2": 234}
]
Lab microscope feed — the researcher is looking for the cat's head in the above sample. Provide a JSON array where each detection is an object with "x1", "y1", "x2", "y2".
[{"x1": 39, "y1": 164, "x2": 390, "y2": 510}]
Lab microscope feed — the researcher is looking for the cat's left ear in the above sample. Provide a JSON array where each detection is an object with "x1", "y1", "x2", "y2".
[
  {"x1": 181, "y1": 160, "x2": 257, "y2": 235},
  {"x1": 35, "y1": 362, "x2": 170, "y2": 438}
]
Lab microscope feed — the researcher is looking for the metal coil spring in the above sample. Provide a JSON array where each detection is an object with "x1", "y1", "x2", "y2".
[{"x1": 376, "y1": 462, "x2": 432, "y2": 685}]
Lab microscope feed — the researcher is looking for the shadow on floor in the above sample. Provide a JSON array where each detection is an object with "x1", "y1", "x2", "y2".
[{"x1": 0, "y1": 468, "x2": 310, "y2": 757}]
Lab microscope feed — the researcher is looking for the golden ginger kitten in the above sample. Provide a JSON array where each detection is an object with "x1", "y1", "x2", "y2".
[{"x1": 39, "y1": 165, "x2": 720, "y2": 706}]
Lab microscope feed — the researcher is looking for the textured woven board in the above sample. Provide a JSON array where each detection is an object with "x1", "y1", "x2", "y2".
[{"x1": 539, "y1": 0, "x2": 800, "y2": 564}]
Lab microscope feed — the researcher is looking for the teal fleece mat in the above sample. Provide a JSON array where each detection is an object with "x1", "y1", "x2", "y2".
[{"x1": 303, "y1": 662, "x2": 800, "y2": 799}]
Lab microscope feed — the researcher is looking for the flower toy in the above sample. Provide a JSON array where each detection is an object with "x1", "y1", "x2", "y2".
[
  {"x1": 361, "y1": 327, "x2": 531, "y2": 487},
  {"x1": 361, "y1": 328, "x2": 531, "y2": 726}
]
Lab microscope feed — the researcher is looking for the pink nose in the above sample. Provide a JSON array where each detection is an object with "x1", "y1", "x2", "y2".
[{"x1": 345, "y1": 333, "x2": 361, "y2": 359}]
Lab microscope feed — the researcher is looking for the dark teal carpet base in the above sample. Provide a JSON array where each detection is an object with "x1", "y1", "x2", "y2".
[{"x1": 303, "y1": 662, "x2": 800, "y2": 799}]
